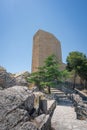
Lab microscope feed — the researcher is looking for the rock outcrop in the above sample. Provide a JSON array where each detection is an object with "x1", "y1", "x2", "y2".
[
  {"x1": 0, "y1": 85, "x2": 56, "y2": 130},
  {"x1": 14, "y1": 71, "x2": 30, "y2": 86},
  {"x1": 0, "y1": 67, "x2": 16, "y2": 89},
  {"x1": 0, "y1": 86, "x2": 35, "y2": 130},
  {"x1": 0, "y1": 66, "x2": 30, "y2": 89}
]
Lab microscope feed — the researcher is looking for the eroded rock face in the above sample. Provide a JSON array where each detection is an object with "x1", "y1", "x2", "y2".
[
  {"x1": 0, "y1": 86, "x2": 35, "y2": 130},
  {"x1": 34, "y1": 114, "x2": 51, "y2": 130},
  {"x1": 0, "y1": 85, "x2": 56, "y2": 130},
  {"x1": 0, "y1": 68, "x2": 16, "y2": 89},
  {"x1": 15, "y1": 71, "x2": 30, "y2": 86},
  {"x1": 0, "y1": 68, "x2": 30, "y2": 89}
]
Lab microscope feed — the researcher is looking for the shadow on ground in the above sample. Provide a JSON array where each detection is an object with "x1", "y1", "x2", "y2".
[{"x1": 56, "y1": 97, "x2": 73, "y2": 107}]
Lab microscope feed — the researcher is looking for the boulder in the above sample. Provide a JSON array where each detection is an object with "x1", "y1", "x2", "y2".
[
  {"x1": 0, "y1": 86, "x2": 35, "y2": 130},
  {"x1": 34, "y1": 114, "x2": 51, "y2": 130},
  {"x1": 0, "y1": 67, "x2": 30, "y2": 89},
  {"x1": 15, "y1": 71, "x2": 30, "y2": 86},
  {"x1": 0, "y1": 85, "x2": 56, "y2": 130},
  {"x1": 0, "y1": 68, "x2": 16, "y2": 89}
]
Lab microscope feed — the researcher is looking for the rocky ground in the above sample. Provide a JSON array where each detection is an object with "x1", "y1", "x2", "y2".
[
  {"x1": 0, "y1": 66, "x2": 87, "y2": 130},
  {"x1": 51, "y1": 88, "x2": 87, "y2": 130},
  {"x1": 0, "y1": 85, "x2": 56, "y2": 130},
  {"x1": 0, "y1": 66, "x2": 30, "y2": 89}
]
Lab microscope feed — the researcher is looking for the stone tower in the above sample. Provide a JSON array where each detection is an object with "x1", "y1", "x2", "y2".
[{"x1": 32, "y1": 30, "x2": 62, "y2": 72}]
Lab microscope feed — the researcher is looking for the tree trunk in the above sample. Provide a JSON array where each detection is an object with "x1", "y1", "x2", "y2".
[
  {"x1": 48, "y1": 86, "x2": 51, "y2": 94},
  {"x1": 73, "y1": 72, "x2": 77, "y2": 90},
  {"x1": 84, "y1": 80, "x2": 87, "y2": 89}
]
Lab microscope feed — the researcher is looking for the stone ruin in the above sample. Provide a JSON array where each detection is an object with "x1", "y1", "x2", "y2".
[
  {"x1": 0, "y1": 85, "x2": 56, "y2": 130},
  {"x1": 32, "y1": 29, "x2": 66, "y2": 72}
]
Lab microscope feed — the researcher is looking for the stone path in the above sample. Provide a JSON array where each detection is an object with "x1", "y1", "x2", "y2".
[{"x1": 51, "y1": 88, "x2": 87, "y2": 130}]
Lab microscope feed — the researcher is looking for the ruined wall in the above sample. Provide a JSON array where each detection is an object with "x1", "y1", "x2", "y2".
[{"x1": 32, "y1": 30, "x2": 62, "y2": 72}]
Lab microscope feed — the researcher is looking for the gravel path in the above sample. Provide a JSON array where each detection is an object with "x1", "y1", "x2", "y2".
[{"x1": 51, "y1": 88, "x2": 87, "y2": 130}]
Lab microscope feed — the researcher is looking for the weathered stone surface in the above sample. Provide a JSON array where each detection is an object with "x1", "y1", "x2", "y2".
[
  {"x1": 39, "y1": 99, "x2": 47, "y2": 114},
  {"x1": 39, "y1": 99, "x2": 56, "y2": 117},
  {"x1": 0, "y1": 108, "x2": 30, "y2": 130},
  {"x1": 72, "y1": 94, "x2": 83, "y2": 105},
  {"x1": 75, "y1": 88, "x2": 87, "y2": 100},
  {"x1": 52, "y1": 105, "x2": 87, "y2": 130},
  {"x1": 71, "y1": 93, "x2": 87, "y2": 120},
  {"x1": 76, "y1": 105, "x2": 87, "y2": 120},
  {"x1": 0, "y1": 85, "x2": 56, "y2": 130},
  {"x1": 0, "y1": 68, "x2": 16, "y2": 89},
  {"x1": 15, "y1": 71, "x2": 30, "y2": 86},
  {"x1": 0, "y1": 86, "x2": 35, "y2": 130},
  {"x1": 34, "y1": 114, "x2": 51, "y2": 130},
  {"x1": 0, "y1": 68, "x2": 30, "y2": 89},
  {"x1": 32, "y1": 30, "x2": 62, "y2": 72},
  {"x1": 17, "y1": 122, "x2": 38, "y2": 130},
  {"x1": 47, "y1": 100, "x2": 56, "y2": 117},
  {"x1": 33, "y1": 92, "x2": 45, "y2": 110}
]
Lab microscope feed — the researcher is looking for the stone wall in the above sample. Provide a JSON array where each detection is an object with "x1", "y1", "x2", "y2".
[
  {"x1": 71, "y1": 93, "x2": 87, "y2": 120},
  {"x1": 32, "y1": 30, "x2": 62, "y2": 72}
]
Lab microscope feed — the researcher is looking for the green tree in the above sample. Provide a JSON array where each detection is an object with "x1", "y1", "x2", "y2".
[
  {"x1": 66, "y1": 51, "x2": 87, "y2": 89},
  {"x1": 77, "y1": 58, "x2": 87, "y2": 88},
  {"x1": 61, "y1": 70, "x2": 70, "y2": 82},
  {"x1": 27, "y1": 55, "x2": 61, "y2": 93},
  {"x1": 27, "y1": 66, "x2": 45, "y2": 90},
  {"x1": 42, "y1": 55, "x2": 61, "y2": 93}
]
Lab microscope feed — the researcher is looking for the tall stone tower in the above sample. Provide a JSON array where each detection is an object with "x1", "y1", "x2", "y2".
[{"x1": 32, "y1": 29, "x2": 62, "y2": 72}]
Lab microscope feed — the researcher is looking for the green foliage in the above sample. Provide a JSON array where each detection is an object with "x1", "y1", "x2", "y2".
[
  {"x1": 27, "y1": 54, "x2": 62, "y2": 93},
  {"x1": 27, "y1": 67, "x2": 45, "y2": 90},
  {"x1": 61, "y1": 70, "x2": 70, "y2": 82},
  {"x1": 77, "y1": 58, "x2": 87, "y2": 81},
  {"x1": 66, "y1": 51, "x2": 87, "y2": 88},
  {"x1": 66, "y1": 51, "x2": 86, "y2": 72}
]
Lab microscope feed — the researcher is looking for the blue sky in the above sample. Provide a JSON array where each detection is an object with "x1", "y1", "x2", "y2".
[{"x1": 0, "y1": 0, "x2": 87, "y2": 73}]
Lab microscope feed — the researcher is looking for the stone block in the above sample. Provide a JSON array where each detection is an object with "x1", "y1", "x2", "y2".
[
  {"x1": 39, "y1": 99, "x2": 47, "y2": 114},
  {"x1": 34, "y1": 114, "x2": 51, "y2": 130},
  {"x1": 39, "y1": 99, "x2": 56, "y2": 117}
]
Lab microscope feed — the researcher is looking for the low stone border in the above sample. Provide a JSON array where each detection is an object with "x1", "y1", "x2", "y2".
[{"x1": 71, "y1": 93, "x2": 87, "y2": 120}]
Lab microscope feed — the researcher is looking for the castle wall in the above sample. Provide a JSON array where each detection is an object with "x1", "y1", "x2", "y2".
[{"x1": 32, "y1": 30, "x2": 62, "y2": 72}]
